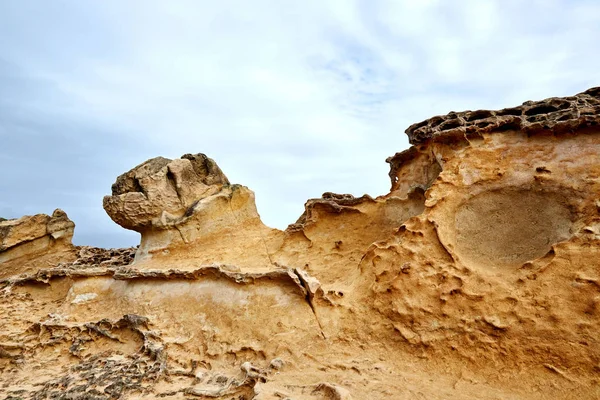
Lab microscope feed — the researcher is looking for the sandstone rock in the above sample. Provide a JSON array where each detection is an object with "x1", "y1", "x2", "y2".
[
  {"x1": 103, "y1": 153, "x2": 273, "y2": 264},
  {"x1": 405, "y1": 86, "x2": 600, "y2": 144},
  {"x1": 364, "y1": 89, "x2": 600, "y2": 397},
  {"x1": 0, "y1": 209, "x2": 73, "y2": 251},
  {"x1": 103, "y1": 154, "x2": 228, "y2": 231},
  {"x1": 2, "y1": 88, "x2": 600, "y2": 399},
  {"x1": 0, "y1": 209, "x2": 76, "y2": 277}
]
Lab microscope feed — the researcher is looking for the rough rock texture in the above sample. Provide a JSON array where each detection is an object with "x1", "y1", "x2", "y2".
[
  {"x1": 405, "y1": 86, "x2": 600, "y2": 144},
  {"x1": 2, "y1": 87, "x2": 600, "y2": 399},
  {"x1": 0, "y1": 209, "x2": 77, "y2": 278},
  {"x1": 102, "y1": 153, "x2": 273, "y2": 265}
]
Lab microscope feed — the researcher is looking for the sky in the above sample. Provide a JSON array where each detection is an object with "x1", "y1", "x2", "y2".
[{"x1": 0, "y1": 0, "x2": 599, "y2": 248}]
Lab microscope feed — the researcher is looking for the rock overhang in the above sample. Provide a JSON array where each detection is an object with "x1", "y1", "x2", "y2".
[
  {"x1": 405, "y1": 86, "x2": 600, "y2": 145},
  {"x1": 2, "y1": 87, "x2": 600, "y2": 399}
]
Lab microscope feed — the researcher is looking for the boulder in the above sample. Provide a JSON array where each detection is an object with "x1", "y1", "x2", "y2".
[{"x1": 103, "y1": 153, "x2": 276, "y2": 264}]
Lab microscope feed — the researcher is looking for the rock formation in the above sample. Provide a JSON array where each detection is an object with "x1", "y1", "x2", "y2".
[
  {"x1": 0, "y1": 209, "x2": 77, "y2": 278},
  {"x1": 102, "y1": 153, "x2": 276, "y2": 267},
  {"x1": 1, "y1": 87, "x2": 599, "y2": 399}
]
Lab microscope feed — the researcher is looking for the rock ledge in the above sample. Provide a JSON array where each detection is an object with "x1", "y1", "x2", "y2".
[{"x1": 406, "y1": 87, "x2": 600, "y2": 144}]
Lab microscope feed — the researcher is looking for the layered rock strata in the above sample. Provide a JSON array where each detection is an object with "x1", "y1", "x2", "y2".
[
  {"x1": 0, "y1": 209, "x2": 76, "y2": 278},
  {"x1": 1, "y1": 87, "x2": 599, "y2": 399}
]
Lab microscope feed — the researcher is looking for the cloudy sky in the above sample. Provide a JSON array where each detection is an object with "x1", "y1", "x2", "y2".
[{"x1": 0, "y1": 0, "x2": 598, "y2": 248}]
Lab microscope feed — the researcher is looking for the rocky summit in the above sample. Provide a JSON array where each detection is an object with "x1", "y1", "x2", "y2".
[{"x1": 1, "y1": 88, "x2": 599, "y2": 399}]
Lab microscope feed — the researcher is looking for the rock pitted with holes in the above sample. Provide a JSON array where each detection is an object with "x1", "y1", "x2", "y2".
[
  {"x1": 406, "y1": 87, "x2": 600, "y2": 144},
  {"x1": 1, "y1": 87, "x2": 599, "y2": 399}
]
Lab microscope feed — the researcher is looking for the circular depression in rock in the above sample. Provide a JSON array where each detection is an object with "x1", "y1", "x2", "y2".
[{"x1": 454, "y1": 189, "x2": 573, "y2": 267}]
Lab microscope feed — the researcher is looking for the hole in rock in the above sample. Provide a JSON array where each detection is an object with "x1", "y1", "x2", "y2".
[
  {"x1": 466, "y1": 110, "x2": 494, "y2": 121},
  {"x1": 496, "y1": 107, "x2": 522, "y2": 117},
  {"x1": 556, "y1": 112, "x2": 574, "y2": 121},
  {"x1": 492, "y1": 120, "x2": 522, "y2": 132},
  {"x1": 439, "y1": 119, "x2": 462, "y2": 130},
  {"x1": 429, "y1": 116, "x2": 445, "y2": 128},
  {"x1": 524, "y1": 104, "x2": 559, "y2": 116}
]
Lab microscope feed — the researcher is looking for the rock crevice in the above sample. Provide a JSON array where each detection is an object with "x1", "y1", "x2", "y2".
[{"x1": 2, "y1": 87, "x2": 600, "y2": 399}]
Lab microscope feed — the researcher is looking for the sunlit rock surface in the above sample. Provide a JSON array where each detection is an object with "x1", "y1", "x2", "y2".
[
  {"x1": 0, "y1": 209, "x2": 76, "y2": 279},
  {"x1": 1, "y1": 88, "x2": 600, "y2": 399}
]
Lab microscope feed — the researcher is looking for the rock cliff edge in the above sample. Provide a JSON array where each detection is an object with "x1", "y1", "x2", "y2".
[{"x1": 1, "y1": 88, "x2": 599, "y2": 399}]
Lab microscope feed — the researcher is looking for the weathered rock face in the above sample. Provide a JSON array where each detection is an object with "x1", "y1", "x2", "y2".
[
  {"x1": 1, "y1": 88, "x2": 600, "y2": 399},
  {"x1": 104, "y1": 154, "x2": 230, "y2": 232},
  {"x1": 376, "y1": 121, "x2": 600, "y2": 377},
  {"x1": 405, "y1": 86, "x2": 600, "y2": 144},
  {"x1": 0, "y1": 209, "x2": 76, "y2": 278},
  {"x1": 102, "y1": 153, "x2": 274, "y2": 264}
]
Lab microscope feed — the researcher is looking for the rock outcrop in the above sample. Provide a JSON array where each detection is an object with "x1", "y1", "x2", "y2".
[
  {"x1": 102, "y1": 153, "x2": 275, "y2": 266},
  {"x1": 1, "y1": 87, "x2": 600, "y2": 399},
  {"x1": 103, "y1": 154, "x2": 230, "y2": 233},
  {"x1": 405, "y1": 86, "x2": 600, "y2": 144},
  {"x1": 0, "y1": 209, "x2": 77, "y2": 278}
]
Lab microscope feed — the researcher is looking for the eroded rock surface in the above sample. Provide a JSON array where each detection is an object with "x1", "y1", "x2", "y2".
[
  {"x1": 103, "y1": 153, "x2": 273, "y2": 264},
  {"x1": 0, "y1": 209, "x2": 76, "y2": 278},
  {"x1": 104, "y1": 154, "x2": 229, "y2": 231},
  {"x1": 405, "y1": 86, "x2": 600, "y2": 144},
  {"x1": 2, "y1": 88, "x2": 600, "y2": 399}
]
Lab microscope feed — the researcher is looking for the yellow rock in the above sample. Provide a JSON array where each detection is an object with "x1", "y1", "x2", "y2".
[{"x1": 2, "y1": 87, "x2": 600, "y2": 399}]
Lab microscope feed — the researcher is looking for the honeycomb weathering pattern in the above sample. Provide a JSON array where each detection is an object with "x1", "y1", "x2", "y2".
[
  {"x1": 1, "y1": 87, "x2": 600, "y2": 399},
  {"x1": 405, "y1": 86, "x2": 600, "y2": 144}
]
